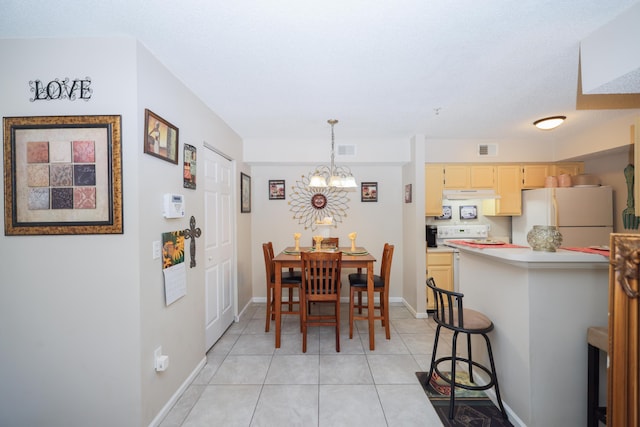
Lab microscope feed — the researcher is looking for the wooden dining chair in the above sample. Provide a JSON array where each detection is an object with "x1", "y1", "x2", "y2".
[
  {"x1": 262, "y1": 242, "x2": 301, "y2": 332},
  {"x1": 299, "y1": 251, "x2": 342, "y2": 353},
  {"x1": 347, "y1": 243, "x2": 394, "y2": 339}
]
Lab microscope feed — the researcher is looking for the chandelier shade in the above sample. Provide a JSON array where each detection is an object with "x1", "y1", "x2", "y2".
[{"x1": 309, "y1": 119, "x2": 357, "y2": 189}]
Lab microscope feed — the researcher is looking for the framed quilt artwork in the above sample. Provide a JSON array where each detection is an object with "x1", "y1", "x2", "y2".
[{"x1": 3, "y1": 115, "x2": 123, "y2": 235}]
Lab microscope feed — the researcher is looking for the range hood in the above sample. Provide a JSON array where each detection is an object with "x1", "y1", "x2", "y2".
[{"x1": 442, "y1": 189, "x2": 500, "y2": 200}]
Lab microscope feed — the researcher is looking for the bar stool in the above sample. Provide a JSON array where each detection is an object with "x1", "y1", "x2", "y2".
[
  {"x1": 426, "y1": 277, "x2": 508, "y2": 420},
  {"x1": 587, "y1": 326, "x2": 608, "y2": 427}
]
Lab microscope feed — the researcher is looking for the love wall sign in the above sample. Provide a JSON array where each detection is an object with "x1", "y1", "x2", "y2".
[{"x1": 29, "y1": 77, "x2": 93, "y2": 102}]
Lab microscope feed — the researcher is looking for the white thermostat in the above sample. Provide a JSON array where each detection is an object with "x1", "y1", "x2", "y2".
[{"x1": 163, "y1": 193, "x2": 185, "y2": 218}]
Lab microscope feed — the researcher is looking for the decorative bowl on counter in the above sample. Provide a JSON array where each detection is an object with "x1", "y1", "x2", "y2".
[{"x1": 527, "y1": 225, "x2": 563, "y2": 252}]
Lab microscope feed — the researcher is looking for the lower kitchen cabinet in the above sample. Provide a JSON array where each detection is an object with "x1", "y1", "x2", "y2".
[{"x1": 426, "y1": 251, "x2": 453, "y2": 310}]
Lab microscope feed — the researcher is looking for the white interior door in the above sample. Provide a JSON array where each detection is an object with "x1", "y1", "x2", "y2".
[{"x1": 204, "y1": 147, "x2": 235, "y2": 350}]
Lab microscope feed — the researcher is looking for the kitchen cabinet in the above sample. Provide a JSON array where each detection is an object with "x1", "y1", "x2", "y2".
[
  {"x1": 443, "y1": 164, "x2": 470, "y2": 189},
  {"x1": 552, "y1": 162, "x2": 584, "y2": 177},
  {"x1": 426, "y1": 251, "x2": 453, "y2": 310},
  {"x1": 425, "y1": 161, "x2": 583, "y2": 217},
  {"x1": 483, "y1": 164, "x2": 522, "y2": 216},
  {"x1": 470, "y1": 165, "x2": 495, "y2": 188},
  {"x1": 522, "y1": 164, "x2": 551, "y2": 188},
  {"x1": 425, "y1": 164, "x2": 444, "y2": 216}
]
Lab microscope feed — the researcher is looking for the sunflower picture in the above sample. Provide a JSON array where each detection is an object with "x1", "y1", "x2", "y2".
[{"x1": 162, "y1": 230, "x2": 185, "y2": 269}]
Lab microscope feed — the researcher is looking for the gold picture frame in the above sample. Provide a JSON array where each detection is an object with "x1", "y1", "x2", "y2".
[{"x1": 3, "y1": 115, "x2": 123, "y2": 235}]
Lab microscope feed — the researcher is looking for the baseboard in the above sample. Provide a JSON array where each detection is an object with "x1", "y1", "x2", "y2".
[
  {"x1": 402, "y1": 298, "x2": 429, "y2": 319},
  {"x1": 148, "y1": 356, "x2": 207, "y2": 427},
  {"x1": 236, "y1": 298, "x2": 253, "y2": 322}
]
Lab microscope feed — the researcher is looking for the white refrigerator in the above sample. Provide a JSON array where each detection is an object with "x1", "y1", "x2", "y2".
[{"x1": 512, "y1": 186, "x2": 613, "y2": 247}]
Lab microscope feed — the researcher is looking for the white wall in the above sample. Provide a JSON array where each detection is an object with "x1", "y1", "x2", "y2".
[
  {"x1": 0, "y1": 37, "x2": 248, "y2": 427},
  {"x1": 555, "y1": 111, "x2": 640, "y2": 160},
  {"x1": 0, "y1": 37, "x2": 142, "y2": 427},
  {"x1": 424, "y1": 138, "x2": 556, "y2": 163},
  {"x1": 402, "y1": 135, "x2": 427, "y2": 315},
  {"x1": 135, "y1": 42, "x2": 246, "y2": 425}
]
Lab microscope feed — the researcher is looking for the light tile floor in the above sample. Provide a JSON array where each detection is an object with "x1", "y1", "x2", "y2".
[{"x1": 159, "y1": 303, "x2": 453, "y2": 427}]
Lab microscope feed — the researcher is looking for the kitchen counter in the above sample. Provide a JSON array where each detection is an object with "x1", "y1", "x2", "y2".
[
  {"x1": 452, "y1": 243, "x2": 609, "y2": 427},
  {"x1": 443, "y1": 242, "x2": 608, "y2": 267},
  {"x1": 425, "y1": 245, "x2": 458, "y2": 253}
]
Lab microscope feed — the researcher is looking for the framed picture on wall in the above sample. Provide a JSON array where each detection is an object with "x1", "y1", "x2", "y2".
[
  {"x1": 3, "y1": 115, "x2": 123, "y2": 235},
  {"x1": 144, "y1": 109, "x2": 179, "y2": 164},
  {"x1": 269, "y1": 180, "x2": 285, "y2": 200},
  {"x1": 404, "y1": 183, "x2": 412, "y2": 203},
  {"x1": 361, "y1": 182, "x2": 378, "y2": 202},
  {"x1": 241, "y1": 172, "x2": 251, "y2": 213},
  {"x1": 183, "y1": 144, "x2": 196, "y2": 189}
]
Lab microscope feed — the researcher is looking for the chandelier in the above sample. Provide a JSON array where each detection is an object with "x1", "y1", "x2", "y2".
[{"x1": 308, "y1": 119, "x2": 357, "y2": 189}]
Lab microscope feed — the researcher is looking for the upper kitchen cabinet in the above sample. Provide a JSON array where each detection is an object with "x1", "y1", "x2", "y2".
[
  {"x1": 483, "y1": 164, "x2": 522, "y2": 216},
  {"x1": 470, "y1": 165, "x2": 495, "y2": 188},
  {"x1": 443, "y1": 164, "x2": 495, "y2": 189},
  {"x1": 552, "y1": 162, "x2": 584, "y2": 177},
  {"x1": 425, "y1": 164, "x2": 444, "y2": 217},
  {"x1": 443, "y1": 164, "x2": 470, "y2": 189},
  {"x1": 522, "y1": 162, "x2": 584, "y2": 189},
  {"x1": 522, "y1": 164, "x2": 551, "y2": 189}
]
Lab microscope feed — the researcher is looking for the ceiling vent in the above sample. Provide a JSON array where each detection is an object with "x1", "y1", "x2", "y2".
[
  {"x1": 478, "y1": 144, "x2": 498, "y2": 157},
  {"x1": 337, "y1": 144, "x2": 356, "y2": 156}
]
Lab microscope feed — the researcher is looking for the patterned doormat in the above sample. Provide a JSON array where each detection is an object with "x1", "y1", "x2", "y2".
[{"x1": 415, "y1": 371, "x2": 514, "y2": 427}]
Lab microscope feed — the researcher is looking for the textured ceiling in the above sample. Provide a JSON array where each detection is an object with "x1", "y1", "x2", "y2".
[{"x1": 1, "y1": 0, "x2": 639, "y2": 142}]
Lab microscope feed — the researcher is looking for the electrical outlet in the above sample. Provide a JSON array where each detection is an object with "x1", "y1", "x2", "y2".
[
  {"x1": 154, "y1": 346, "x2": 162, "y2": 362},
  {"x1": 152, "y1": 241, "x2": 161, "y2": 259}
]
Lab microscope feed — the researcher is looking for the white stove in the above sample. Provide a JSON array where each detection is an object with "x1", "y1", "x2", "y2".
[
  {"x1": 432, "y1": 224, "x2": 490, "y2": 294},
  {"x1": 436, "y1": 224, "x2": 489, "y2": 244}
]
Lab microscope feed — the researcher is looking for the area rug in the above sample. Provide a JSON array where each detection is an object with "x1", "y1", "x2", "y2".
[{"x1": 416, "y1": 371, "x2": 514, "y2": 427}]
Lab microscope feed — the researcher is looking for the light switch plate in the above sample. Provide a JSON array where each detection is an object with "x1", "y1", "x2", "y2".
[{"x1": 152, "y1": 241, "x2": 161, "y2": 259}]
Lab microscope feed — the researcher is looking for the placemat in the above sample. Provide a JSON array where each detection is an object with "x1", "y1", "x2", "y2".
[
  {"x1": 448, "y1": 240, "x2": 528, "y2": 249},
  {"x1": 561, "y1": 246, "x2": 610, "y2": 257}
]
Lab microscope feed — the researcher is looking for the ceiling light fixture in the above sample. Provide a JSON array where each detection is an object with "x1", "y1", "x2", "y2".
[
  {"x1": 533, "y1": 116, "x2": 566, "y2": 130},
  {"x1": 308, "y1": 119, "x2": 357, "y2": 189}
]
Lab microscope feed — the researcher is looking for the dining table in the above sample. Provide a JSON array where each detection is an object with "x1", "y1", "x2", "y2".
[{"x1": 272, "y1": 246, "x2": 378, "y2": 350}]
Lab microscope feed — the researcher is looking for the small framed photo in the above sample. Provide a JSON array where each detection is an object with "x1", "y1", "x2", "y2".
[
  {"x1": 241, "y1": 172, "x2": 251, "y2": 213},
  {"x1": 269, "y1": 180, "x2": 285, "y2": 200},
  {"x1": 460, "y1": 205, "x2": 478, "y2": 219},
  {"x1": 435, "y1": 205, "x2": 452, "y2": 220},
  {"x1": 183, "y1": 144, "x2": 196, "y2": 189},
  {"x1": 144, "y1": 109, "x2": 179, "y2": 164},
  {"x1": 361, "y1": 182, "x2": 378, "y2": 202},
  {"x1": 404, "y1": 183, "x2": 412, "y2": 203}
]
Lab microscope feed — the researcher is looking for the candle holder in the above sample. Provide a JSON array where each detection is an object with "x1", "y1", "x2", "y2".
[
  {"x1": 348, "y1": 232, "x2": 357, "y2": 251},
  {"x1": 313, "y1": 235, "x2": 324, "y2": 251},
  {"x1": 294, "y1": 233, "x2": 301, "y2": 251}
]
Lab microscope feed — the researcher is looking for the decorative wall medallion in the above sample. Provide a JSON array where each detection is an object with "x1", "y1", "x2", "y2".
[
  {"x1": 311, "y1": 194, "x2": 327, "y2": 209},
  {"x1": 289, "y1": 172, "x2": 350, "y2": 231}
]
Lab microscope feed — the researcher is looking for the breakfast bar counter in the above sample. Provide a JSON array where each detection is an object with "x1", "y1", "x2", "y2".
[{"x1": 446, "y1": 243, "x2": 609, "y2": 427}]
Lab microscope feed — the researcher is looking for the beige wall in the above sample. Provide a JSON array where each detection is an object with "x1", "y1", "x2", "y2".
[{"x1": 0, "y1": 38, "x2": 248, "y2": 427}]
